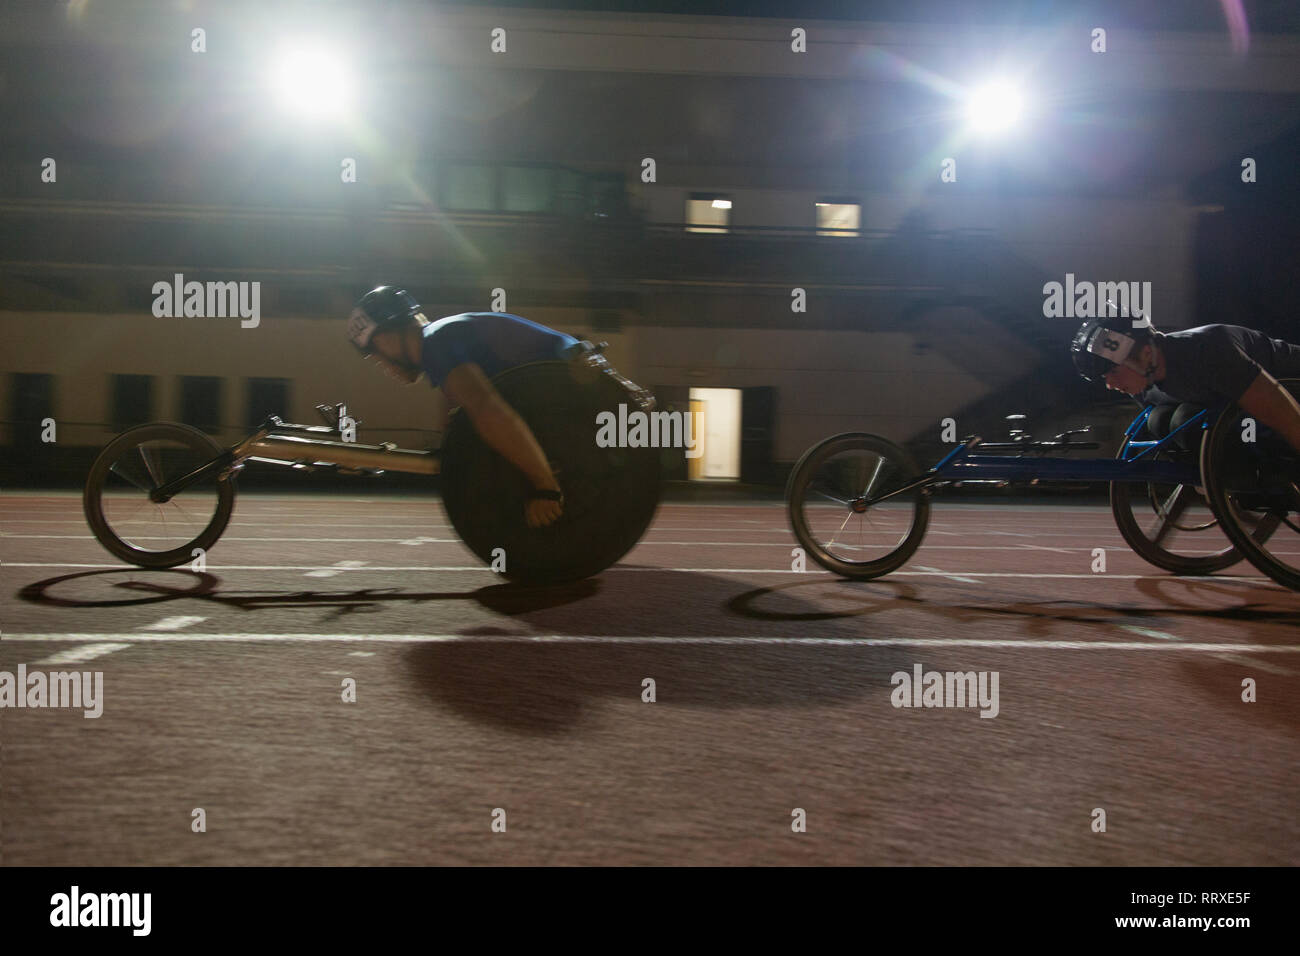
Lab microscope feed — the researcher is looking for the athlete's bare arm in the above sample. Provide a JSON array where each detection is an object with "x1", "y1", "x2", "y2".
[
  {"x1": 1236, "y1": 369, "x2": 1300, "y2": 456},
  {"x1": 442, "y1": 362, "x2": 564, "y2": 528}
]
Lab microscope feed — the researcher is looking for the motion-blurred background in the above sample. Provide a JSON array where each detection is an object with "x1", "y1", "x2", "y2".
[{"x1": 2, "y1": 0, "x2": 1298, "y2": 487}]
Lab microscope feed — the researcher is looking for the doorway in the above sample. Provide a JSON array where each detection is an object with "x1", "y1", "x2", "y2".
[{"x1": 687, "y1": 387, "x2": 741, "y2": 480}]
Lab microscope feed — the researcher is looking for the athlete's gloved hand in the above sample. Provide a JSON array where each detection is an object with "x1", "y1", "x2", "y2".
[{"x1": 526, "y1": 487, "x2": 564, "y2": 528}]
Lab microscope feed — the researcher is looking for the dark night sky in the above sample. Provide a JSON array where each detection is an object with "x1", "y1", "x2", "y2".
[{"x1": 438, "y1": 0, "x2": 1300, "y2": 34}]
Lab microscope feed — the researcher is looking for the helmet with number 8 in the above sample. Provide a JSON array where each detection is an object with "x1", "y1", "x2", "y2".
[{"x1": 1070, "y1": 314, "x2": 1155, "y2": 383}]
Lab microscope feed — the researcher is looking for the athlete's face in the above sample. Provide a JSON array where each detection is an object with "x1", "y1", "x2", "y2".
[
  {"x1": 1103, "y1": 362, "x2": 1147, "y2": 396},
  {"x1": 1102, "y1": 344, "x2": 1153, "y2": 396},
  {"x1": 368, "y1": 329, "x2": 420, "y2": 384}
]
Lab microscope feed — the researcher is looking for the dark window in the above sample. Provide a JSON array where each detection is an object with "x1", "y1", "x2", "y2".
[
  {"x1": 591, "y1": 174, "x2": 630, "y2": 220},
  {"x1": 502, "y1": 166, "x2": 554, "y2": 213},
  {"x1": 246, "y1": 378, "x2": 290, "y2": 429},
  {"x1": 111, "y1": 374, "x2": 153, "y2": 431},
  {"x1": 10, "y1": 373, "x2": 54, "y2": 447},
  {"x1": 556, "y1": 169, "x2": 587, "y2": 218},
  {"x1": 179, "y1": 376, "x2": 222, "y2": 434},
  {"x1": 441, "y1": 164, "x2": 496, "y2": 211}
]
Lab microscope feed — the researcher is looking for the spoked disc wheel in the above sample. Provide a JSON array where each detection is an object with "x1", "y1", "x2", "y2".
[
  {"x1": 1201, "y1": 378, "x2": 1300, "y2": 590},
  {"x1": 83, "y1": 422, "x2": 235, "y2": 568},
  {"x1": 1109, "y1": 435, "x2": 1240, "y2": 575},
  {"x1": 786, "y1": 432, "x2": 930, "y2": 579},
  {"x1": 439, "y1": 361, "x2": 662, "y2": 585}
]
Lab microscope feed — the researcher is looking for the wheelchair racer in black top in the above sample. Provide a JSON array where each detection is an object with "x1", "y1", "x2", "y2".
[{"x1": 1071, "y1": 317, "x2": 1300, "y2": 457}]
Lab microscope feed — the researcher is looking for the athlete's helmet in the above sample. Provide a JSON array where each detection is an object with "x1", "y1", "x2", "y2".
[
  {"x1": 346, "y1": 286, "x2": 425, "y2": 355},
  {"x1": 1070, "y1": 314, "x2": 1154, "y2": 383}
]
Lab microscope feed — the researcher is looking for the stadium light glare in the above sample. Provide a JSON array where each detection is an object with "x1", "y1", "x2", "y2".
[
  {"x1": 269, "y1": 42, "x2": 355, "y2": 120},
  {"x1": 964, "y1": 80, "x2": 1024, "y2": 134}
]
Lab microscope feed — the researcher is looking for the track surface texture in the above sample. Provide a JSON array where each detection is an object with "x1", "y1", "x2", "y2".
[{"x1": 2, "y1": 491, "x2": 1297, "y2": 865}]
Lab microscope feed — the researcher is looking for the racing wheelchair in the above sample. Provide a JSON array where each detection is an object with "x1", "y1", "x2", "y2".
[
  {"x1": 786, "y1": 378, "x2": 1300, "y2": 591},
  {"x1": 83, "y1": 343, "x2": 661, "y2": 585}
]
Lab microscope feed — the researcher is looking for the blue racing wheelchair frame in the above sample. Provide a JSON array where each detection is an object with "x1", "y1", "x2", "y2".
[{"x1": 787, "y1": 381, "x2": 1300, "y2": 591}]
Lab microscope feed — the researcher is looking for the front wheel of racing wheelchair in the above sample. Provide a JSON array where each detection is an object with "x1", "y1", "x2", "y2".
[
  {"x1": 83, "y1": 420, "x2": 236, "y2": 568},
  {"x1": 785, "y1": 432, "x2": 930, "y2": 579},
  {"x1": 1199, "y1": 376, "x2": 1300, "y2": 591},
  {"x1": 438, "y1": 358, "x2": 663, "y2": 585}
]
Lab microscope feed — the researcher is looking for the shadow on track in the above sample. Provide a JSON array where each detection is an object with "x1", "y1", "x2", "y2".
[
  {"x1": 730, "y1": 576, "x2": 1300, "y2": 636},
  {"x1": 18, "y1": 568, "x2": 599, "y2": 618},
  {"x1": 403, "y1": 570, "x2": 931, "y2": 734}
]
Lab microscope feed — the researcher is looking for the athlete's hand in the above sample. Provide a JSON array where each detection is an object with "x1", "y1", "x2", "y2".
[
  {"x1": 526, "y1": 496, "x2": 563, "y2": 528},
  {"x1": 525, "y1": 483, "x2": 564, "y2": 528}
]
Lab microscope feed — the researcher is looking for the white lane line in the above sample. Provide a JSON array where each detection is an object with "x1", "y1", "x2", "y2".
[
  {"x1": 914, "y1": 565, "x2": 980, "y2": 585},
  {"x1": 304, "y1": 560, "x2": 369, "y2": 578},
  {"x1": 0, "y1": 562, "x2": 1284, "y2": 582},
  {"x1": 1210, "y1": 653, "x2": 1293, "y2": 675},
  {"x1": 2, "y1": 535, "x2": 1142, "y2": 550},
  {"x1": 1118, "y1": 625, "x2": 1181, "y2": 641},
  {"x1": 140, "y1": 616, "x2": 207, "y2": 632},
  {"x1": 3, "y1": 633, "x2": 1300, "y2": 653},
  {"x1": 33, "y1": 642, "x2": 131, "y2": 665},
  {"x1": 1020, "y1": 544, "x2": 1076, "y2": 555},
  {"x1": 1118, "y1": 624, "x2": 1296, "y2": 674}
]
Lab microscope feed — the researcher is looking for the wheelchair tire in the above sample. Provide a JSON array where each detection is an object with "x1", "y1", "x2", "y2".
[
  {"x1": 84, "y1": 421, "x2": 235, "y2": 568},
  {"x1": 786, "y1": 432, "x2": 930, "y2": 579},
  {"x1": 1201, "y1": 378, "x2": 1300, "y2": 591},
  {"x1": 439, "y1": 360, "x2": 662, "y2": 585},
  {"x1": 1109, "y1": 431, "x2": 1240, "y2": 575}
]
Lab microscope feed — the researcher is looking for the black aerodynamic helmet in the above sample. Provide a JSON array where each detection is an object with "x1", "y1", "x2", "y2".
[
  {"x1": 346, "y1": 286, "x2": 425, "y2": 355},
  {"x1": 1070, "y1": 314, "x2": 1154, "y2": 383}
]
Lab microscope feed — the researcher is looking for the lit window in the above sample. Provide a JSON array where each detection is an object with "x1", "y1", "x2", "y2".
[
  {"x1": 686, "y1": 195, "x2": 730, "y2": 234},
  {"x1": 816, "y1": 202, "x2": 860, "y2": 237}
]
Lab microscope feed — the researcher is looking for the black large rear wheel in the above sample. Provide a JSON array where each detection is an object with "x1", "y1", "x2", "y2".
[
  {"x1": 439, "y1": 361, "x2": 662, "y2": 584},
  {"x1": 1201, "y1": 379, "x2": 1300, "y2": 590}
]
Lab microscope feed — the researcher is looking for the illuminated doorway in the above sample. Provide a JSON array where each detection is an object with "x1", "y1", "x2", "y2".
[{"x1": 687, "y1": 387, "x2": 741, "y2": 480}]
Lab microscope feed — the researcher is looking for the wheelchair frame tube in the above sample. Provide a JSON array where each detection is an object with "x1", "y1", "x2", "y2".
[
  {"x1": 936, "y1": 454, "x2": 1196, "y2": 484},
  {"x1": 242, "y1": 435, "x2": 440, "y2": 475}
]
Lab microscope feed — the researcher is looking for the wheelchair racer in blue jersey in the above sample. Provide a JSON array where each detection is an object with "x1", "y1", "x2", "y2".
[{"x1": 346, "y1": 287, "x2": 576, "y2": 528}]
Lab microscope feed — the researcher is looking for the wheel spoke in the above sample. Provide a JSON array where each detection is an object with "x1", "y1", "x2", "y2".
[
  {"x1": 862, "y1": 456, "x2": 886, "y2": 500},
  {"x1": 812, "y1": 486, "x2": 850, "y2": 507},
  {"x1": 826, "y1": 504, "x2": 855, "y2": 549},
  {"x1": 1146, "y1": 484, "x2": 1190, "y2": 546},
  {"x1": 138, "y1": 443, "x2": 164, "y2": 489},
  {"x1": 108, "y1": 460, "x2": 151, "y2": 493},
  {"x1": 1251, "y1": 511, "x2": 1281, "y2": 544}
]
